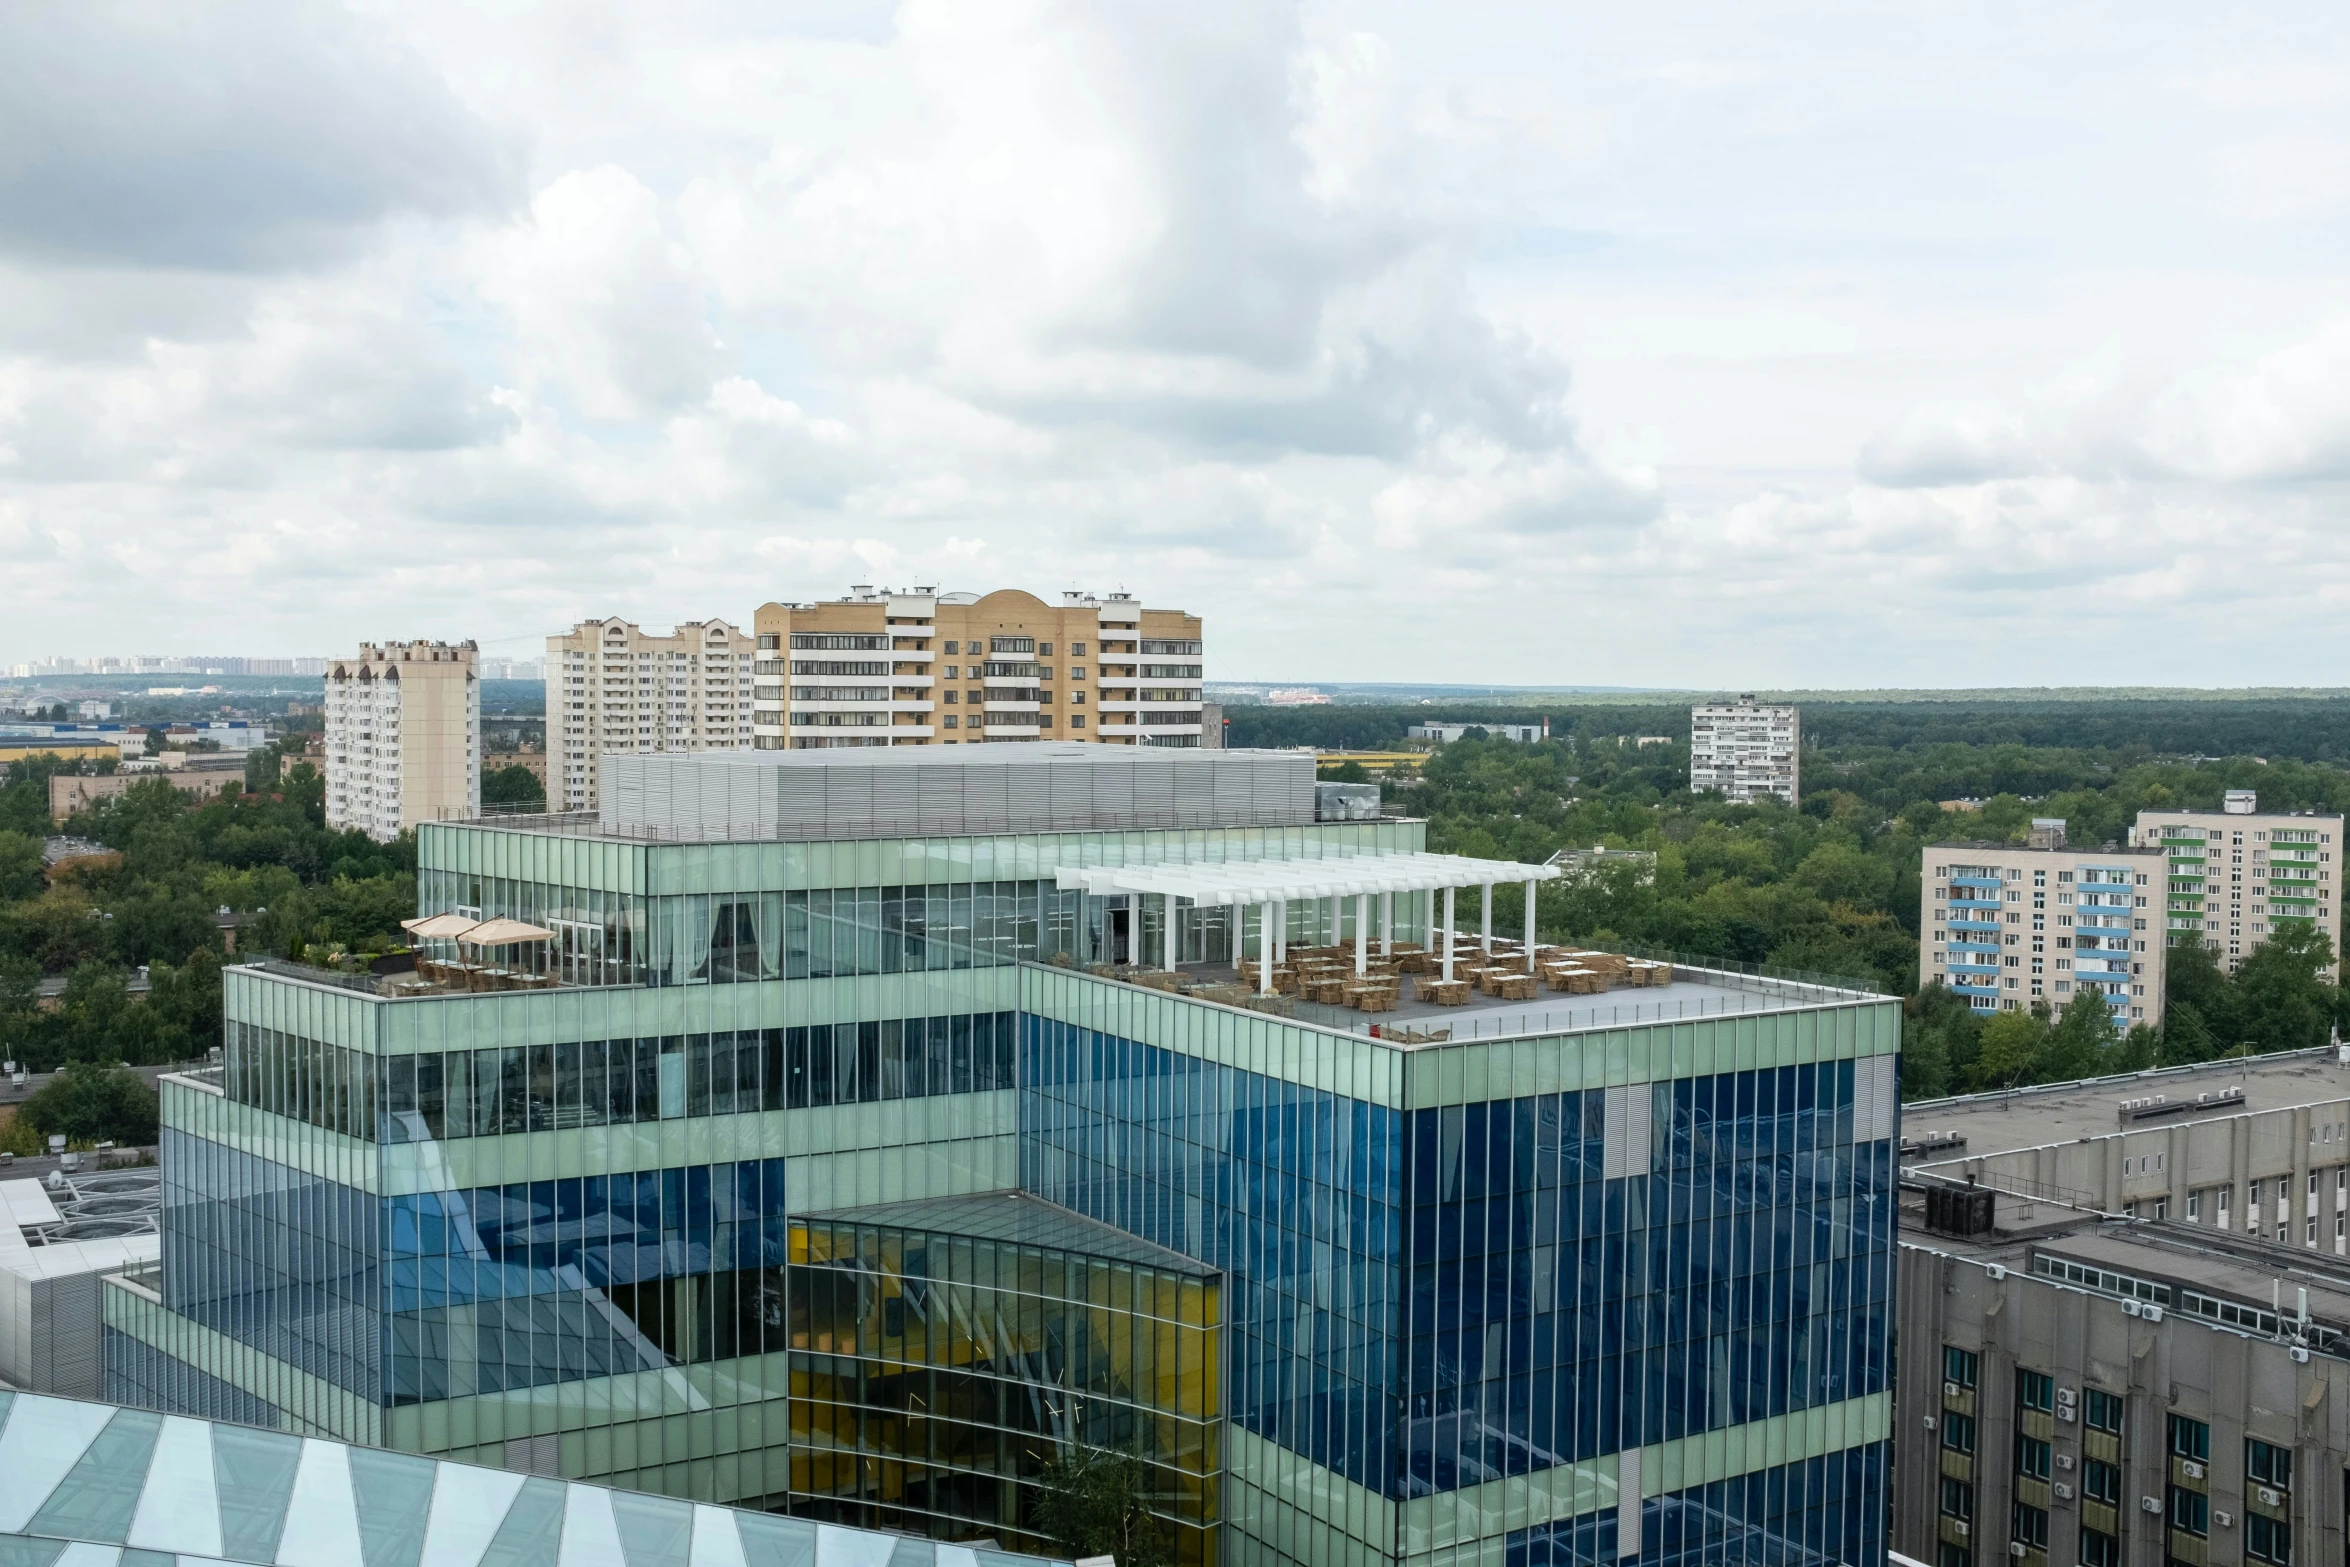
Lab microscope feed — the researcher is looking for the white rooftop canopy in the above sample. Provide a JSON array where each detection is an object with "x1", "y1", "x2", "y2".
[{"x1": 1055, "y1": 851, "x2": 1556, "y2": 906}]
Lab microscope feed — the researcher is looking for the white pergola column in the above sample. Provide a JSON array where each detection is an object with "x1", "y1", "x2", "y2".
[
  {"x1": 1166, "y1": 891, "x2": 1179, "y2": 971},
  {"x1": 1380, "y1": 891, "x2": 1393, "y2": 956},
  {"x1": 1235, "y1": 903, "x2": 1248, "y2": 973},
  {"x1": 1258, "y1": 900, "x2": 1273, "y2": 993},
  {"x1": 1523, "y1": 877, "x2": 1538, "y2": 970},
  {"x1": 1481, "y1": 883, "x2": 1493, "y2": 955},
  {"x1": 1274, "y1": 900, "x2": 1287, "y2": 963},
  {"x1": 1127, "y1": 892, "x2": 1140, "y2": 965},
  {"x1": 1355, "y1": 893, "x2": 1369, "y2": 976},
  {"x1": 1442, "y1": 886, "x2": 1456, "y2": 982}
]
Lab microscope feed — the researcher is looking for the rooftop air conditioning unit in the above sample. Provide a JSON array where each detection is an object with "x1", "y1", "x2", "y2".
[
  {"x1": 2289, "y1": 1345, "x2": 2310, "y2": 1363},
  {"x1": 1987, "y1": 1265, "x2": 2008, "y2": 1281},
  {"x1": 2141, "y1": 1498, "x2": 2163, "y2": 1515},
  {"x1": 2183, "y1": 1462, "x2": 2204, "y2": 1480},
  {"x1": 2259, "y1": 1488, "x2": 2282, "y2": 1507},
  {"x1": 2055, "y1": 1483, "x2": 2074, "y2": 1501}
]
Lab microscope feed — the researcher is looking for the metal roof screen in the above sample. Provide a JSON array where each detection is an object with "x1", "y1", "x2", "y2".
[{"x1": 597, "y1": 743, "x2": 1318, "y2": 841}]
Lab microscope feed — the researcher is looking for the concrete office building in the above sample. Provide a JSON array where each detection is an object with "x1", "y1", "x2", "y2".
[
  {"x1": 546, "y1": 618, "x2": 756, "y2": 812},
  {"x1": 1407, "y1": 723, "x2": 1548, "y2": 744},
  {"x1": 1922, "y1": 842, "x2": 2166, "y2": 1025},
  {"x1": 98, "y1": 743, "x2": 1898, "y2": 1567},
  {"x1": 2131, "y1": 793, "x2": 2342, "y2": 976},
  {"x1": 751, "y1": 587, "x2": 1205, "y2": 749},
  {"x1": 324, "y1": 641, "x2": 480, "y2": 841},
  {"x1": 0, "y1": 1389, "x2": 1060, "y2": 1567},
  {"x1": 1689, "y1": 697, "x2": 1798, "y2": 806},
  {"x1": 1894, "y1": 1049, "x2": 2350, "y2": 1567}
]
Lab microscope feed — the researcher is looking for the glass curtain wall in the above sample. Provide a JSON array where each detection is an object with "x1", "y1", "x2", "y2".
[
  {"x1": 1504, "y1": 1442, "x2": 1889, "y2": 1567},
  {"x1": 1399, "y1": 1061, "x2": 1891, "y2": 1494},
  {"x1": 785, "y1": 1206, "x2": 1220, "y2": 1566},
  {"x1": 1019, "y1": 1018, "x2": 1404, "y2": 1498},
  {"x1": 382, "y1": 1157, "x2": 790, "y2": 1405}
]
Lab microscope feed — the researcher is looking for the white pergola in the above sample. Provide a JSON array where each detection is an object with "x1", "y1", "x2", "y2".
[{"x1": 1055, "y1": 852, "x2": 1561, "y2": 992}]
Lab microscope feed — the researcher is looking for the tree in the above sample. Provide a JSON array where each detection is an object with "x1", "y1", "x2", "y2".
[
  {"x1": 13, "y1": 1062, "x2": 159, "y2": 1147},
  {"x1": 1032, "y1": 1446, "x2": 1173, "y2": 1567},
  {"x1": 2232, "y1": 923, "x2": 2338, "y2": 1054},
  {"x1": 483, "y1": 764, "x2": 546, "y2": 812},
  {"x1": 1970, "y1": 1004, "x2": 2052, "y2": 1090},
  {"x1": 0, "y1": 830, "x2": 43, "y2": 902},
  {"x1": 2042, "y1": 990, "x2": 2121, "y2": 1082},
  {"x1": 1902, "y1": 983, "x2": 1981, "y2": 1099}
]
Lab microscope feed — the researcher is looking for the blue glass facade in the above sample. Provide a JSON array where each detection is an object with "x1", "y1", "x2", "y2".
[
  {"x1": 1507, "y1": 1444, "x2": 1890, "y2": 1567},
  {"x1": 1019, "y1": 1021, "x2": 1893, "y2": 1518},
  {"x1": 1019, "y1": 1017, "x2": 1405, "y2": 1497}
]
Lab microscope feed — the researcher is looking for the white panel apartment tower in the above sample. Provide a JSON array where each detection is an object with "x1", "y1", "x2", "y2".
[
  {"x1": 546, "y1": 618, "x2": 755, "y2": 811},
  {"x1": 1690, "y1": 694, "x2": 1799, "y2": 805},
  {"x1": 322, "y1": 641, "x2": 479, "y2": 841},
  {"x1": 2131, "y1": 790, "x2": 2342, "y2": 976}
]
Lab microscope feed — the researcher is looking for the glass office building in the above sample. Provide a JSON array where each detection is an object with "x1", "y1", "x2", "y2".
[{"x1": 103, "y1": 746, "x2": 1898, "y2": 1567}]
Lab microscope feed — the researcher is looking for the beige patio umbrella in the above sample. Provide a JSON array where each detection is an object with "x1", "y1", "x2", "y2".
[
  {"x1": 401, "y1": 913, "x2": 483, "y2": 940},
  {"x1": 455, "y1": 918, "x2": 555, "y2": 947}
]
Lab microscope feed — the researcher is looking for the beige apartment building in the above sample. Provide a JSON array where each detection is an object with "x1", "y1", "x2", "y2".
[
  {"x1": 750, "y1": 586, "x2": 1205, "y2": 748},
  {"x1": 2131, "y1": 790, "x2": 2341, "y2": 976},
  {"x1": 1923, "y1": 833, "x2": 2166, "y2": 1026},
  {"x1": 544, "y1": 617, "x2": 754, "y2": 811},
  {"x1": 322, "y1": 640, "x2": 478, "y2": 841}
]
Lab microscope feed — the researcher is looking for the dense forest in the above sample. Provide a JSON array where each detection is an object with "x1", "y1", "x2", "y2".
[{"x1": 1309, "y1": 700, "x2": 2350, "y2": 1100}]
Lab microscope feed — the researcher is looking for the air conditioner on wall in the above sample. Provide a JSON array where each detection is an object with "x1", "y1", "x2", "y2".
[
  {"x1": 2215, "y1": 1512, "x2": 2234, "y2": 1529},
  {"x1": 2056, "y1": 1455, "x2": 2075, "y2": 1470},
  {"x1": 2055, "y1": 1483, "x2": 2074, "y2": 1501},
  {"x1": 2124, "y1": 1300, "x2": 2143, "y2": 1317},
  {"x1": 1946, "y1": 1381, "x2": 1963, "y2": 1397},
  {"x1": 2259, "y1": 1489, "x2": 2281, "y2": 1507},
  {"x1": 2142, "y1": 1498, "x2": 2164, "y2": 1514},
  {"x1": 2010, "y1": 1543, "x2": 2029, "y2": 1558},
  {"x1": 1955, "y1": 1522, "x2": 1971, "y2": 1537},
  {"x1": 2184, "y1": 1462, "x2": 2204, "y2": 1480},
  {"x1": 1925, "y1": 1415, "x2": 1939, "y2": 1430}
]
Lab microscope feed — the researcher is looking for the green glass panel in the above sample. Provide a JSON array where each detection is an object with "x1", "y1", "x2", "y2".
[
  {"x1": 350, "y1": 1447, "x2": 439, "y2": 1567},
  {"x1": 213, "y1": 1415, "x2": 306, "y2": 1563},
  {"x1": 0, "y1": 1541, "x2": 66, "y2": 1567},
  {"x1": 26, "y1": 1406, "x2": 163, "y2": 1544},
  {"x1": 610, "y1": 1491, "x2": 695, "y2": 1567},
  {"x1": 121, "y1": 1551, "x2": 177, "y2": 1567},
  {"x1": 477, "y1": 1477, "x2": 568, "y2": 1567}
]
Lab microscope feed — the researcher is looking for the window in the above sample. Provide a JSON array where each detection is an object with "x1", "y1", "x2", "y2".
[
  {"x1": 2084, "y1": 1459, "x2": 2121, "y2": 1506},
  {"x1": 1943, "y1": 1412, "x2": 1978, "y2": 1455},
  {"x1": 1039, "y1": 643, "x2": 1053, "y2": 655},
  {"x1": 990, "y1": 636, "x2": 1035, "y2": 654},
  {"x1": 1943, "y1": 1478, "x2": 1975, "y2": 1519},
  {"x1": 2017, "y1": 1434, "x2": 2052, "y2": 1481},
  {"x1": 756, "y1": 633, "x2": 779, "y2": 650},
  {"x1": 2168, "y1": 1487, "x2": 2208, "y2": 1537},
  {"x1": 1072, "y1": 641, "x2": 1086, "y2": 655},
  {"x1": 1947, "y1": 1346, "x2": 1981, "y2": 1388},
  {"x1": 2013, "y1": 1504, "x2": 2050, "y2": 1552},
  {"x1": 2019, "y1": 1369, "x2": 2055, "y2": 1412},
  {"x1": 2248, "y1": 1515, "x2": 2293, "y2": 1567},
  {"x1": 2168, "y1": 1414, "x2": 2209, "y2": 1461},
  {"x1": 1941, "y1": 1546, "x2": 1972, "y2": 1567},
  {"x1": 2080, "y1": 1529, "x2": 2120, "y2": 1567},
  {"x1": 2247, "y1": 1438, "x2": 2292, "y2": 1491}
]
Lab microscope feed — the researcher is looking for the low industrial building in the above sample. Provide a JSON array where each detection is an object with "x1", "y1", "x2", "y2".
[
  {"x1": 1895, "y1": 1050, "x2": 2350, "y2": 1567},
  {"x1": 0, "y1": 1172, "x2": 160, "y2": 1397}
]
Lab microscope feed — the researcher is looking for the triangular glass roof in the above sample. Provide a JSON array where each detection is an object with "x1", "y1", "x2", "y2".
[{"x1": 0, "y1": 1393, "x2": 1064, "y2": 1567}]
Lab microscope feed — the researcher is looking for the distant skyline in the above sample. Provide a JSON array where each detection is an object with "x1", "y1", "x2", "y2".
[{"x1": 5, "y1": 3, "x2": 2350, "y2": 685}]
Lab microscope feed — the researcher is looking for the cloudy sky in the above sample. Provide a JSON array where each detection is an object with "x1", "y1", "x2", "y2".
[{"x1": 5, "y1": 1, "x2": 2349, "y2": 687}]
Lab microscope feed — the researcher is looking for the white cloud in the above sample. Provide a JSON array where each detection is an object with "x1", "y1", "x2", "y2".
[{"x1": 5, "y1": 0, "x2": 2350, "y2": 686}]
